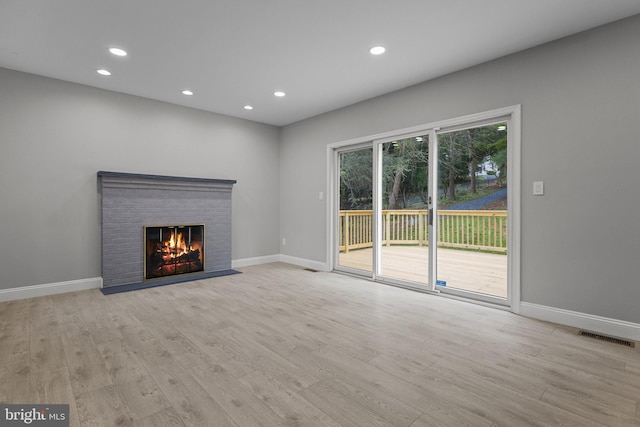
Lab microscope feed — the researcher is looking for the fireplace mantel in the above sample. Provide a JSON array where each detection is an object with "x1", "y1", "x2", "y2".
[
  {"x1": 98, "y1": 171, "x2": 236, "y2": 292},
  {"x1": 97, "y1": 171, "x2": 236, "y2": 192}
]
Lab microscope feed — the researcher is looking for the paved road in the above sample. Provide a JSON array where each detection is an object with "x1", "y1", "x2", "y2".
[{"x1": 446, "y1": 187, "x2": 507, "y2": 210}]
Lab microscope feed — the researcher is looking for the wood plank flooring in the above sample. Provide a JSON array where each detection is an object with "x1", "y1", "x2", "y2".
[
  {"x1": 339, "y1": 246, "x2": 508, "y2": 298},
  {"x1": 1, "y1": 262, "x2": 639, "y2": 426}
]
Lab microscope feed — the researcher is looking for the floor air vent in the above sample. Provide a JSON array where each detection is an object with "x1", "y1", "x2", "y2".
[
  {"x1": 304, "y1": 268, "x2": 318, "y2": 273},
  {"x1": 578, "y1": 330, "x2": 635, "y2": 348}
]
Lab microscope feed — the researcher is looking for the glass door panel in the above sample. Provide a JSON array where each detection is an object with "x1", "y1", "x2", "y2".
[
  {"x1": 379, "y1": 135, "x2": 430, "y2": 284},
  {"x1": 337, "y1": 147, "x2": 373, "y2": 273},
  {"x1": 436, "y1": 123, "x2": 508, "y2": 299}
]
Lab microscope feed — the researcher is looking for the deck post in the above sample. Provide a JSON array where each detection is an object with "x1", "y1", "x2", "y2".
[{"x1": 344, "y1": 211, "x2": 350, "y2": 253}]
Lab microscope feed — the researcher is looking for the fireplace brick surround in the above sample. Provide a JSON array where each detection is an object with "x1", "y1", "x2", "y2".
[{"x1": 98, "y1": 171, "x2": 236, "y2": 291}]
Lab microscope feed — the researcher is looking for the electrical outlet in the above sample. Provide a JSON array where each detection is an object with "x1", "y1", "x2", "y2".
[{"x1": 282, "y1": 238, "x2": 286, "y2": 245}]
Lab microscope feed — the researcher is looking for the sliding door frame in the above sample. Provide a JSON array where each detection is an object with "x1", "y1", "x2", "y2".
[
  {"x1": 372, "y1": 129, "x2": 437, "y2": 292},
  {"x1": 332, "y1": 142, "x2": 376, "y2": 278},
  {"x1": 327, "y1": 105, "x2": 521, "y2": 312}
]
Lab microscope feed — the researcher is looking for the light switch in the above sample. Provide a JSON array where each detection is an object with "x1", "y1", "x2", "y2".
[
  {"x1": 533, "y1": 181, "x2": 544, "y2": 196},
  {"x1": 319, "y1": 191, "x2": 324, "y2": 200}
]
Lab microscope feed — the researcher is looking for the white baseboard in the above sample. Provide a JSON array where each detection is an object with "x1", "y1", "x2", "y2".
[
  {"x1": 520, "y1": 302, "x2": 640, "y2": 341},
  {"x1": 0, "y1": 254, "x2": 326, "y2": 302},
  {"x1": 0, "y1": 277, "x2": 103, "y2": 302},
  {"x1": 232, "y1": 254, "x2": 281, "y2": 269},
  {"x1": 232, "y1": 253, "x2": 329, "y2": 272},
  {"x1": 278, "y1": 255, "x2": 330, "y2": 272}
]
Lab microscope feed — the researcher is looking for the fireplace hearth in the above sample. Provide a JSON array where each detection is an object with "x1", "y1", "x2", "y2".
[{"x1": 145, "y1": 225, "x2": 204, "y2": 279}]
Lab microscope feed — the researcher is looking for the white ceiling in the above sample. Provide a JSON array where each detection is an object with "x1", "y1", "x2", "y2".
[{"x1": 2, "y1": 1, "x2": 640, "y2": 126}]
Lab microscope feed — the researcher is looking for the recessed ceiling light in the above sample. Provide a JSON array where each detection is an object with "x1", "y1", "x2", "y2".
[
  {"x1": 369, "y1": 46, "x2": 386, "y2": 55},
  {"x1": 182, "y1": 90, "x2": 194, "y2": 96},
  {"x1": 96, "y1": 69, "x2": 111, "y2": 76},
  {"x1": 109, "y1": 47, "x2": 127, "y2": 57},
  {"x1": 274, "y1": 91, "x2": 286, "y2": 97},
  {"x1": 244, "y1": 105, "x2": 254, "y2": 110}
]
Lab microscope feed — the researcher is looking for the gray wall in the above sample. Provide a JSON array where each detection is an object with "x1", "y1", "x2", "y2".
[
  {"x1": 280, "y1": 15, "x2": 640, "y2": 324},
  {"x1": 0, "y1": 68, "x2": 280, "y2": 289}
]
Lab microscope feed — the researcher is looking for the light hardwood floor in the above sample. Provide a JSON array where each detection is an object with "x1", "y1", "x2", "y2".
[{"x1": 1, "y1": 262, "x2": 639, "y2": 426}]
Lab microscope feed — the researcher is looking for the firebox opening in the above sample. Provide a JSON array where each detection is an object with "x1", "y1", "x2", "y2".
[{"x1": 145, "y1": 225, "x2": 204, "y2": 280}]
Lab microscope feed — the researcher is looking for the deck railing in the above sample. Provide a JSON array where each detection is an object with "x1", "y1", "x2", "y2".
[{"x1": 339, "y1": 209, "x2": 507, "y2": 253}]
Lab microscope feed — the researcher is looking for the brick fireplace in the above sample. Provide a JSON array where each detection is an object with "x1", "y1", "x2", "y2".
[{"x1": 97, "y1": 171, "x2": 236, "y2": 292}]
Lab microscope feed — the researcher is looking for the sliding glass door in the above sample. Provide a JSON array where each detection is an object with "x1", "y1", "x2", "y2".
[
  {"x1": 333, "y1": 106, "x2": 518, "y2": 306},
  {"x1": 436, "y1": 123, "x2": 508, "y2": 300},
  {"x1": 337, "y1": 146, "x2": 373, "y2": 274},
  {"x1": 378, "y1": 134, "x2": 431, "y2": 286}
]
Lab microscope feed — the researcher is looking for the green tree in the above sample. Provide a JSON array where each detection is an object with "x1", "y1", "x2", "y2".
[
  {"x1": 339, "y1": 124, "x2": 506, "y2": 210},
  {"x1": 382, "y1": 137, "x2": 428, "y2": 209},
  {"x1": 488, "y1": 135, "x2": 507, "y2": 187},
  {"x1": 439, "y1": 123, "x2": 507, "y2": 201},
  {"x1": 339, "y1": 149, "x2": 373, "y2": 209},
  {"x1": 438, "y1": 132, "x2": 468, "y2": 201}
]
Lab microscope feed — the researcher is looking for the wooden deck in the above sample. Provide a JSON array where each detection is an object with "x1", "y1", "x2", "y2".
[{"x1": 338, "y1": 246, "x2": 507, "y2": 298}]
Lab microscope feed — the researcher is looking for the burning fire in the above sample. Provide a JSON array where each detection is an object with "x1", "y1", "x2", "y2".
[{"x1": 166, "y1": 231, "x2": 190, "y2": 258}]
